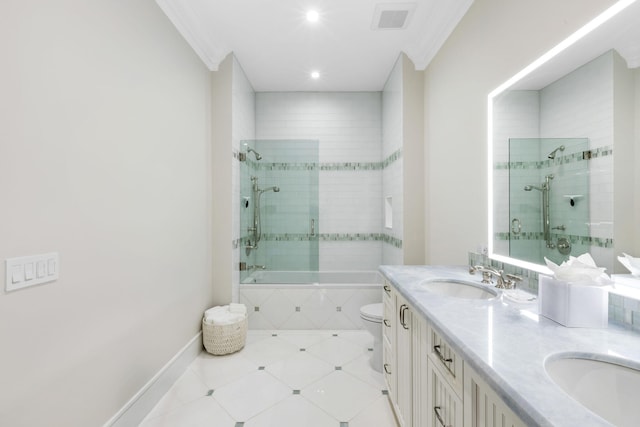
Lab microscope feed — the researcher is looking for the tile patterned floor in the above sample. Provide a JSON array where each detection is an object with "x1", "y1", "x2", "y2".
[{"x1": 140, "y1": 330, "x2": 399, "y2": 427}]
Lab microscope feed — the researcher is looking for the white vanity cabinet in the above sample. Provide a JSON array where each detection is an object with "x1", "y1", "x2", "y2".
[
  {"x1": 463, "y1": 365, "x2": 526, "y2": 427},
  {"x1": 383, "y1": 280, "x2": 527, "y2": 427},
  {"x1": 383, "y1": 282, "x2": 428, "y2": 427}
]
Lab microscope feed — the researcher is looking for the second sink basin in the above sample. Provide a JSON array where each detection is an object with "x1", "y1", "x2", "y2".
[
  {"x1": 420, "y1": 279, "x2": 498, "y2": 300},
  {"x1": 545, "y1": 353, "x2": 640, "y2": 426}
]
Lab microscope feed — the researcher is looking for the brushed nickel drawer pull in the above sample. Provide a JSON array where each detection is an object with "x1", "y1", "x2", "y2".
[
  {"x1": 383, "y1": 319, "x2": 391, "y2": 327},
  {"x1": 433, "y1": 344, "x2": 455, "y2": 376},
  {"x1": 434, "y1": 406, "x2": 450, "y2": 427},
  {"x1": 402, "y1": 305, "x2": 410, "y2": 330},
  {"x1": 383, "y1": 284, "x2": 391, "y2": 295},
  {"x1": 383, "y1": 364, "x2": 392, "y2": 375}
]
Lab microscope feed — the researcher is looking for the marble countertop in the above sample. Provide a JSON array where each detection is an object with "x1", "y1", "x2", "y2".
[{"x1": 380, "y1": 265, "x2": 640, "y2": 427}]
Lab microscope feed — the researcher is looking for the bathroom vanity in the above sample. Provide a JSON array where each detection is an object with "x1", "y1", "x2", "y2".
[{"x1": 380, "y1": 265, "x2": 640, "y2": 427}]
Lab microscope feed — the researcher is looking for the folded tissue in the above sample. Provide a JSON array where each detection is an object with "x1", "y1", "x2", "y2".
[
  {"x1": 544, "y1": 253, "x2": 612, "y2": 285},
  {"x1": 617, "y1": 253, "x2": 640, "y2": 276},
  {"x1": 540, "y1": 253, "x2": 610, "y2": 328},
  {"x1": 204, "y1": 304, "x2": 247, "y2": 326}
]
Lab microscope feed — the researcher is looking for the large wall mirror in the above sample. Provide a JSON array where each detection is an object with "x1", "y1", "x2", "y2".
[{"x1": 488, "y1": 0, "x2": 640, "y2": 274}]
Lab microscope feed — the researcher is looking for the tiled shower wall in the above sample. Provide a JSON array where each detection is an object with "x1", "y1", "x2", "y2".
[
  {"x1": 493, "y1": 51, "x2": 615, "y2": 272},
  {"x1": 254, "y1": 91, "x2": 400, "y2": 271}
]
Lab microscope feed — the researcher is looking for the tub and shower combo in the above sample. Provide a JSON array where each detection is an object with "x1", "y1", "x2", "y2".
[{"x1": 238, "y1": 139, "x2": 385, "y2": 370}]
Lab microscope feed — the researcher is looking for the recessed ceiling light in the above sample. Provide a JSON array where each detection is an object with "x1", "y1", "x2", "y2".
[
  {"x1": 310, "y1": 71, "x2": 320, "y2": 79},
  {"x1": 306, "y1": 10, "x2": 320, "y2": 23}
]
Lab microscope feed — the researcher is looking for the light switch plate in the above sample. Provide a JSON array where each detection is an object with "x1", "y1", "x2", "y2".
[{"x1": 5, "y1": 252, "x2": 59, "y2": 292}]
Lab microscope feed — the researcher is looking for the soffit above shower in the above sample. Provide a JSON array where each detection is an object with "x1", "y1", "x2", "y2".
[{"x1": 154, "y1": 0, "x2": 474, "y2": 92}]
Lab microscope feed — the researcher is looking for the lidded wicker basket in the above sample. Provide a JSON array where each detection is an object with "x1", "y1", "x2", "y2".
[{"x1": 202, "y1": 315, "x2": 248, "y2": 355}]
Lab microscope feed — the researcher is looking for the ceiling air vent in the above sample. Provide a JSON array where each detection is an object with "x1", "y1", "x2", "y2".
[{"x1": 372, "y1": 3, "x2": 416, "y2": 30}]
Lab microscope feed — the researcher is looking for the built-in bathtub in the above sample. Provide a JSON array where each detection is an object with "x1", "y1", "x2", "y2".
[{"x1": 239, "y1": 271, "x2": 383, "y2": 329}]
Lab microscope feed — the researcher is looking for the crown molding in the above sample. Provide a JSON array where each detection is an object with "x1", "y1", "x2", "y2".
[
  {"x1": 155, "y1": 0, "x2": 229, "y2": 71},
  {"x1": 405, "y1": 0, "x2": 474, "y2": 70}
]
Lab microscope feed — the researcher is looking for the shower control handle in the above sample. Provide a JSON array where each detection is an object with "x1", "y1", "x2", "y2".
[{"x1": 310, "y1": 219, "x2": 315, "y2": 237}]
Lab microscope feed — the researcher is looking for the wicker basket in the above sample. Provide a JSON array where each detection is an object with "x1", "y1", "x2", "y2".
[{"x1": 202, "y1": 315, "x2": 248, "y2": 355}]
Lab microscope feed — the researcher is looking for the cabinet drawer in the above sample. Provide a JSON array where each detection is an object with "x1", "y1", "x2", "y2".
[
  {"x1": 430, "y1": 363, "x2": 463, "y2": 427},
  {"x1": 429, "y1": 326, "x2": 464, "y2": 397}
]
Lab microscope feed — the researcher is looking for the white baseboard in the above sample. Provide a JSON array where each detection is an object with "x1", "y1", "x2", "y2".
[{"x1": 104, "y1": 332, "x2": 203, "y2": 427}]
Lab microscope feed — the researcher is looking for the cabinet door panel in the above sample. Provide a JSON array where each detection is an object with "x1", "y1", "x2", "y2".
[
  {"x1": 463, "y1": 364, "x2": 527, "y2": 427},
  {"x1": 430, "y1": 364, "x2": 463, "y2": 427},
  {"x1": 396, "y1": 293, "x2": 413, "y2": 427}
]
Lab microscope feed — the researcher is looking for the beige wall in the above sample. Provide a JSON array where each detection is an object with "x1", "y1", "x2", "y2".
[
  {"x1": 211, "y1": 55, "x2": 234, "y2": 305},
  {"x1": 0, "y1": 1, "x2": 214, "y2": 425},
  {"x1": 423, "y1": 0, "x2": 617, "y2": 264},
  {"x1": 401, "y1": 54, "x2": 426, "y2": 265}
]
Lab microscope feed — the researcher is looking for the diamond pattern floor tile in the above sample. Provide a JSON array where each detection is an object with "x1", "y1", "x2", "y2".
[
  {"x1": 265, "y1": 351, "x2": 334, "y2": 389},
  {"x1": 301, "y1": 371, "x2": 382, "y2": 421},
  {"x1": 189, "y1": 351, "x2": 257, "y2": 390},
  {"x1": 240, "y1": 335, "x2": 299, "y2": 366},
  {"x1": 343, "y1": 354, "x2": 385, "y2": 389},
  {"x1": 244, "y1": 395, "x2": 339, "y2": 427},
  {"x1": 349, "y1": 395, "x2": 398, "y2": 427},
  {"x1": 140, "y1": 330, "x2": 398, "y2": 427},
  {"x1": 213, "y1": 370, "x2": 291, "y2": 420},
  {"x1": 306, "y1": 335, "x2": 366, "y2": 366}
]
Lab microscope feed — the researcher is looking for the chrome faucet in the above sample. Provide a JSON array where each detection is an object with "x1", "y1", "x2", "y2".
[{"x1": 469, "y1": 265, "x2": 522, "y2": 289}]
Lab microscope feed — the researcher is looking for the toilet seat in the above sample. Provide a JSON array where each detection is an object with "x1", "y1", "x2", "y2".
[{"x1": 360, "y1": 303, "x2": 383, "y2": 323}]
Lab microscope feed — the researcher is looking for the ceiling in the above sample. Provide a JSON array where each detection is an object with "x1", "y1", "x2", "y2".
[{"x1": 155, "y1": 0, "x2": 474, "y2": 92}]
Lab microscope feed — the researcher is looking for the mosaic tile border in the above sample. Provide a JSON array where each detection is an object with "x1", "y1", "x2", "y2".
[
  {"x1": 494, "y1": 232, "x2": 614, "y2": 248},
  {"x1": 254, "y1": 233, "x2": 402, "y2": 248},
  {"x1": 236, "y1": 148, "x2": 403, "y2": 172},
  {"x1": 494, "y1": 145, "x2": 612, "y2": 170},
  {"x1": 236, "y1": 233, "x2": 402, "y2": 248}
]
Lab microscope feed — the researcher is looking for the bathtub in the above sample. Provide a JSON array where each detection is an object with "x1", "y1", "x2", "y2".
[{"x1": 239, "y1": 270, "x2": 383, "y2": 330}]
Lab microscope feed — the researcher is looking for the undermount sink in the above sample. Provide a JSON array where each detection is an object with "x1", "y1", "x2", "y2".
[
  {"x1": 420, "y1": 279, "x2": 498, "y2": 300},
  {"x1": 545, "y1": 353, "x2": 640, "y2": 427}
]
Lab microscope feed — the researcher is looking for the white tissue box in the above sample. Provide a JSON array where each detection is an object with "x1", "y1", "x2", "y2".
[{"x1": 538, "y1": 275, "x2": 608, "y2": 328}]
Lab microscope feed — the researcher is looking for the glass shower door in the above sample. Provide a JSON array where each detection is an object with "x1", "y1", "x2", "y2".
[{"x1": 240, "y1": 139, "x2": 319, "y2": 281}]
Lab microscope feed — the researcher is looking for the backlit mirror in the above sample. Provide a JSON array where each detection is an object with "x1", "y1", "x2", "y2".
[{"x1": 488, "y1": 0, "x2": 640, "y2": 273}]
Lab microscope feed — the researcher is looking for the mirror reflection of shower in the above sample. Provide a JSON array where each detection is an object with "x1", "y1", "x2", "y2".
[
  {"x1": 507, "y1": 138, "x2": 589, "y2": 265},
  {"x1": 524, "y1": 174, "x2": 555, "y2": 249},
  {"x1": 247, "y1": 148, "x2": 262, "y2": 160},
  {"x1": 547, "y1": 145, "x2": 565, "y2": 159},
  {"x1": 239, "y1": 143, "x2": 263, "y2": 162},
  {"x1": 247, "y1": 176, "x2": 280, "y2": 250}
]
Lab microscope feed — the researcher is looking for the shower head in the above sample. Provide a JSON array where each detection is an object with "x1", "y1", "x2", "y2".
[
  {"x1": 260, "y1": 186, "x2": 280, "y2": 194},
  {"x1": 247, "y1": 148, "x2": 262, "y2": 160},
  {"x1": 547, "y1": 145, "x2": 565, "y2": 159}
]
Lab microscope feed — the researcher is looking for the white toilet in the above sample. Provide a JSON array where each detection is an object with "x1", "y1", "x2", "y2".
[{"x1": 360, "y1": 303, "x2": 383, "y2": 372}]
